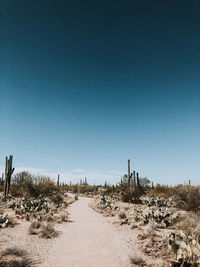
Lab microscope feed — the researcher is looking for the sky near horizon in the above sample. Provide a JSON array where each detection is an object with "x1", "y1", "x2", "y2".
[{"x1": 0, "y1": 0, "x2": 200, "y2": 185}]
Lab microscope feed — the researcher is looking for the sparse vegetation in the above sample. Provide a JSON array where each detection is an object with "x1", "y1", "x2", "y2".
[
  {"x1": 0, "y1": 158, "x2": 200, "y2": 266},
  {"x1": 39, "y1": 222, "x2": 58, "y2": 239},
  {"x1": 130, "y1": 253, "x2": 146, "y2": 266},
  {"x1": 11, "y1": 172, "x2": 58, "y2": 197},
  {"x1": 29, "y1": 221, "x2": 58, "y2": 239},
  {"x1": 0, "y1": 247, "x2": 32, "y2": 267},
  {"x1": 118, "y1": 211, "x2": 126, "y2": 219},
  {"x1": 28, "y1": 221, "x2": 41, "y2": 235}
]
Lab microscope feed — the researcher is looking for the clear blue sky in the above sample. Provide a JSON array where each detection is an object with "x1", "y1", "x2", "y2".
[{"x1": 0, "y1": 0, "x2": 200, "y2": 185}]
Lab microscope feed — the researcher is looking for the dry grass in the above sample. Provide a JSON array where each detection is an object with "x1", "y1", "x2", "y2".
[
  {"x1": 118, "y1": 211, "x2": 127, "y2": 219},
  {"x1": 130, "y1": 223, "x2": 138, "y2": 230},
  {"x1": 28, "y1": 220, "x2": 58, "y2": 239},
  {"x1": 55, "y1": 211, "x2": 68, "y2": 223},
  {"x1": 50, "y1": 194, "x2": 63, "y2": 205},
  {"x1": 0, "y1": 247, "x2": 32, "y2": 267},
  {"x1": 59, "y1": 211, "x2": 68, "y2": 222},
  {"x1": 44, "y1": 214, "x2": 54, "y2": 222},
  {"x1": 39, "y1": 223, "x2": 58, "y2": 239},
  {"x1": 130, "y1": 253, "x2": 146, "y2": 266},
  {"x1": 67, "y1": 198, "x2": 75, "y2": 205},
  {"x1": 28, "y1": 221, "x2": 41, "y2": 235},
  {"x1": 176, "y1": 213, "x2": 200, "y2": 238}
]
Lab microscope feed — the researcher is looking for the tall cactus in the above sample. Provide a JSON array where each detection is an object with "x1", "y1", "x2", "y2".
[
  {"x1": 133, "y1": 171, "x2": 136, "y2": 190},
  {"x1": 4, "y1": 155, "x2": 15, "y2": 197},
  {"x1": 128, "y1": 159, "x2": 131, "y2": 186},
  {"x1": 57, "y1": 174, "x2": 60, "y2": 186},
  {"x1": 0, "y1": 173, "x2": 4, "y2": 185},
  {"x1": 136, "y1": 172, "x2": 140, "y2": 185}
]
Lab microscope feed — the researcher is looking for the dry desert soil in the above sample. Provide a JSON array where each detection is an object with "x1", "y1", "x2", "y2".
[{"x1": 43, "y1": 197, "x2": 131, "y2": 267}]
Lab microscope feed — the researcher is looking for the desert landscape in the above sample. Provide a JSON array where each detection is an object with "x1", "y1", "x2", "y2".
[
  {"x1": 0, "y1": 158, "x2": 200, "y2": 266},
  {"x1": 1, "y1": 1, "x2": 199, "y2": 266}
]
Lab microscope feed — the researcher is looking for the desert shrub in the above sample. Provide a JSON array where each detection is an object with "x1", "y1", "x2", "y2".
[
  {"x1": 176, "y1": 186, "x2": 200, "y2": 212},
  {"x1": 39, "y1": 223, "x2": 58, "y2": 239},
  {"x1": 28, "y1": 221, "x2": 58, "y2": 239},
  {"x1": 0, "y1": 247, "x2": 32, "y2": 267},
  {"x1": 2, "y1": 248, "x2": 26, "y2": 257},
  {"x1": 11, "y1": 172, "x2": 58, "y2": 197},
  {"x1": 118, "y1": 211, "x2": 127, "y2": 219},
  {"x1": 50, "y1": 194, "x2": 63, "y2": 205},
  {"x1": 44, "y1": 215, "x2": 54, "y2": 222},
  {"x1": 130, "y1": 223, "x2": 138, "y2": 230},
  {"x1": 12, "y1": 172, "x2": 33, "y2": 187},
  {"x1": 11, "y1": 172, "x2": 34, "y2": 197},
  {"x1": 79, "y1": 185, "x2": 93, "y2": 194},
  {"x1": 148, "y1": 184, "x2": 176, "y2": 198},
  {"x1": 121, "y1": 189, "x2": 131, "y2": 202},
  {"x1": 130, "y1": 253, "x2": 146, "y2": 266},
  {"x1": 121, "y1": 187, "x2": 143, "y2": 203},
  {"x1": 10, "y1": 185, "x2": 25, "y2": 197},
  {"x1": 71, "y1": 184, "x2": 79, "y2": 193},
  {"x1": 32, "y1": 176, "x2": 58, "y2": 197},
  {"x1": 28, "y1": 221, "x2": 41, "y2": 235},
  {"x1": 55, "y1": 211, "x2": 68, "y2": 223}
]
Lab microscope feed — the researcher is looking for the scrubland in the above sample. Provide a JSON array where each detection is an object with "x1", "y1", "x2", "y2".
[{"x1": 0, "y1": 171, "x2": 200, "y2": 266}]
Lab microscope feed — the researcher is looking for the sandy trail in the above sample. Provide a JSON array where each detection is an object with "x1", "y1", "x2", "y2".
[{"x1": 43, "y1": 197, "x2": 129, "y2": 267}]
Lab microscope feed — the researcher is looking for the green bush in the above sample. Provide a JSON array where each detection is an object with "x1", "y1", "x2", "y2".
[
  {"x1": 121, "y1": 186, "x2": 143, "y2": 203},
  {"x1": 147, "y1": 184, "x2": 176, "y2": 198},
  {"x1": 11, "y1": 172, "x2": 58, "y2": 197},
  {"x1": 176, "y1": 186, "x2": 200, "y2": 212}
]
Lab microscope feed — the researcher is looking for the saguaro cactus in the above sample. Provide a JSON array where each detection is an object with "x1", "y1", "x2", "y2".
[
  {"x1": 4, "y1": 155, "x2": 15, "y2": 197},
  {"x1": 136, "y1": 172, "x2": 140, "y2": 185},
  {"x1": 57, "y1": 174, "x2": 60, "y2": 186},
  {"x1": 0, "y1": 173, "x2": 4, "y2": 185},
  {"x1": 133, "y1": 171, "x2": 136, "y2": 189},
  {"x1": 128, "y1": 159, "x2": 131, "y2": 186}
]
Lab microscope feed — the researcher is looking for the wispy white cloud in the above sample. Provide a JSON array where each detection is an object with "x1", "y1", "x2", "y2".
[{"x1": 0, "y1": 165, "x2": 123, "y2": 185}]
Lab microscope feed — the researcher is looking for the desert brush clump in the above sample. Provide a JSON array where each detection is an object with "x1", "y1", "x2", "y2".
[
  {"x1": 11, "y1": 172, "x2": 58, "y2": 197},
  {"x1": 130, "y1": 252, "x2": 146, "y2": 266},
  {"x1": 0, "y1": 247, "x2": 32, "y2": 267},
  {"x1": 121, "y1": 187, "x2": 143, "y2": 204},
  {"x1": 54, "y1": 210, "x2": 68, "y2": 223},
  {"x1": 50, "y1": 194, "x2": 64, "y2": 206},
  {"x1": 118, "y1": 211, "x2": 127, "y2": 219},
  {"x1": 39, "y1": 222, "x2": 58, "y2": 239},
  {"x1": 28, "y1": 220, "x2": 42, "y2": 235},
  {"x1": 148, "y1": 184, "x2": 200, "y2": 213},
  {"x1": 175, "y1": 186, "x2": 200, "y2": 213},
  {"x1": 28, "y1": 220, "x2": 58, "y2": 239}
]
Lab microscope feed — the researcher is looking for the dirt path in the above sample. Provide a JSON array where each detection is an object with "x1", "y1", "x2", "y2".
[{"x1": 43, "y1": 197, "x2": 130, "y2": 267}]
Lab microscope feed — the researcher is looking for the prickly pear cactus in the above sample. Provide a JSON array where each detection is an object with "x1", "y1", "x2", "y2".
[
  {"x1": 0, "y1": 214, "x2": 14, "y2": 228},
  {"x1": 9, "y1": 197, "x2": 51, "y2": 215},
  {"x1": 168, "y1": 231, "x2": 200, "y2": 265},
  {"x1": 133, "y1": 207, "x2": 179, "y2": 227}
]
